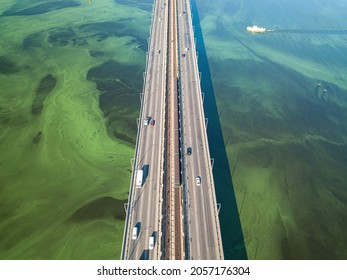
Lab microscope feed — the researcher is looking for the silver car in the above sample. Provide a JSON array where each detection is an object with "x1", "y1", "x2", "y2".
[{"x1": 196, "y1": 176, "x2": 201, "y2": 186}]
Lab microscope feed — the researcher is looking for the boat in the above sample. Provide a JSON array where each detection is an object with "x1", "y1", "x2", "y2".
[{"x1": 247, "y1": 25, "x2": 267, "y2": 33}]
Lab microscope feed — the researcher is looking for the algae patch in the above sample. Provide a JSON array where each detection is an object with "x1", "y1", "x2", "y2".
[{"x1": 31, "y1": 74, "x2": 57, "y2": 115}]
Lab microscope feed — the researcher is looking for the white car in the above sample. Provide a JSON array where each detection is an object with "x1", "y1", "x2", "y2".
[
  {"x1": 196, "y1": 176, "x2": 201, "y2": 186},
  {"x1": 149, "y1": 236, "x2": 155, "y2": 250},
  {"x1": 132, "y1": 227, "x2": 138, "y2": 240}
]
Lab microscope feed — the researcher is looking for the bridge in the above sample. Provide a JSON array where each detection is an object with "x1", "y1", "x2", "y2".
[{"x1": 121, "y1": 0, "x2": 224, "y2": 260}]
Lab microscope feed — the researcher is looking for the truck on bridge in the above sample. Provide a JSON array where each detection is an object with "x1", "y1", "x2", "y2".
[{"x1": 136, "y1": 170, "x2": 143, "y2": 188}]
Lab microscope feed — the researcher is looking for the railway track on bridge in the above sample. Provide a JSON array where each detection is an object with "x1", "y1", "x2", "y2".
[{"x1": 163, "y1": 0, "x2": 184, "y2": 260}]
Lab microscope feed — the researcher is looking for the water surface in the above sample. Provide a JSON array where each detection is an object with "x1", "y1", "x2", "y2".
[
  {"x1": 195, "y1": 0, "x2": 347, "y2": 259},
  {"x1": 0, "y1": 0, "x2": 150, "y2": 259}
]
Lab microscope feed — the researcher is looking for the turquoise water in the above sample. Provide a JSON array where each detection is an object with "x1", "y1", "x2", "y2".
[{"x1": 195, "y1": 0, "x2": 347, "y2": 259}]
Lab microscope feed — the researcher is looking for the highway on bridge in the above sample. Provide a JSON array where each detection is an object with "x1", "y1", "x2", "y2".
[
  {"x1": 177, "y1": 0, "x2": 223, "y2": 260},
  {"x1": 121, "y1": 0, "x2": 168, "y2": 260},
  {"x1": 122, "y1": 0, "x2": 223, "y2": 260}
]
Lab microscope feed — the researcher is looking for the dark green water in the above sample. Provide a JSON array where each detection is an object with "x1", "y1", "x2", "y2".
[
  {"x1": 87, "y1": 60, "x2": 143, "y2": 144},
  {"x1": 2, "y1": 1, "x2": 80, "y2": 16}
]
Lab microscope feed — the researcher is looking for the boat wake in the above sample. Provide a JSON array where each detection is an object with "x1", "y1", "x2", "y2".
[
  {"x1": 246, "y1": 25, "x2": 347, "y2": 35},
  {"x1": 268, "y1": 29, "x2": 347, "y2": 35}
]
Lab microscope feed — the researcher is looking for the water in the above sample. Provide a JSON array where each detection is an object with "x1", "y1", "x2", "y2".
[
  {"x1": 1, "y1": 0, "x2": 347, "y2": 260},
  {"x1": 194, "y1": 0, "x2": 347, "y2": 259},
  {"x1": 0, "y1": 0, "x2": 150, "y2": 259}
]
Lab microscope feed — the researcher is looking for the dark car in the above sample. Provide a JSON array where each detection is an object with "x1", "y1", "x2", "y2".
[
  {"x1": 144, "y1": 116, "x2": 151, "y2": 126},
  {"x1": 150, "y1": 119, "x2": 155, "y2": 126},
  {"x1": 187, "y1": 147, "x2": 192, "y2": 155}
]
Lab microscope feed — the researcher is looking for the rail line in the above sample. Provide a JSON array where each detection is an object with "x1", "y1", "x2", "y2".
[{"x1": 163, "y1": 0, "x2": 184, "y2": 260}]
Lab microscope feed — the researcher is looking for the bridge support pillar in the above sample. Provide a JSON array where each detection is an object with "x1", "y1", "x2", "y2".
[
  {"x1": 205, "y1": 118, "x2": 208, "y2": 129},
  {"x1": 217, "y1": 203, "x2": 221, "y2": 215},
  {"x1": 211, "y1": 158, "x2": 214, "y2": 169},
  {"x1": 124, "y1": 203, "x2": 128, "y2": 213}
]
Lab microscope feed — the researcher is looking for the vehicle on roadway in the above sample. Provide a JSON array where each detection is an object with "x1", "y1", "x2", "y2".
[
  {"x1": 150, "y1": 119, "x2": 155, "y2": 126},
  {"x1": 157, "y1": 50, "x2": 161, "y2": 55},
  {"x1": 136, "y1": 170, "x2": 143, "y2": 187},
  {"x1": 149, "y1": 236, "x2": 155, "y2": 250},
  {"x1": 187, "y1": 147, "x2": 192, "y2": 155},
  {"x1": 196, "y1": 176, "x2": 201, "y2": 186},
  {"x1": 132, "y1": 227, "x2": 138, "y2": 240},
  {"x1": 144, "y1": 116, "x2": 151, "y2": 126}
]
